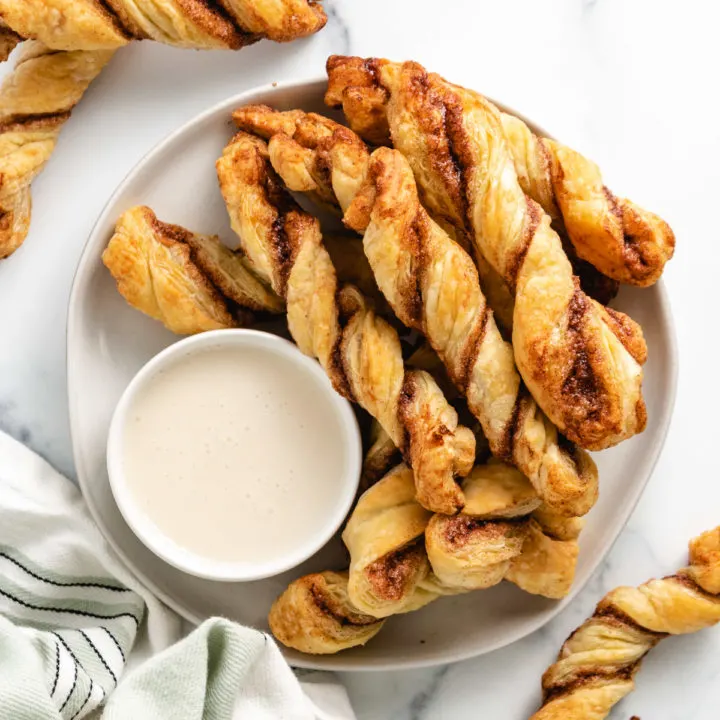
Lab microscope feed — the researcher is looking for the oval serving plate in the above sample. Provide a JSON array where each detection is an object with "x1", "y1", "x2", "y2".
[{"x1": 67, "y1": 78, "x2": 678, "y2": 671}]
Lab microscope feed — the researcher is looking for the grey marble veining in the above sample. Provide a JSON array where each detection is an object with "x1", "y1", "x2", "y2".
[
  {"x1": 1, "y1": 1, "x2": 719, "y2": 718},
  {"x1": 324, "y1": 2, "x2": 351, "y2": 56}
]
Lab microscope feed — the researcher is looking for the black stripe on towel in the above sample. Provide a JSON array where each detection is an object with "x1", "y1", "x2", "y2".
[
  {"x1": 80, "y1": 630, "x2": 117, "y2": 684},
  {"x1": 50, "y1": 641, "x2": 61, "y2": 697},
  {"x1": 0, "y1": 551, "x2": 131, "y2": 592},
  {"x1": 69, "y1": 682, "x2": 96, "y2": 720},
  {"x1": 0, "y1": 586, "x2": 140, "y2": 626},
  {"x1": 100, "y1": 626, "x2": 126, "y2": 662}
]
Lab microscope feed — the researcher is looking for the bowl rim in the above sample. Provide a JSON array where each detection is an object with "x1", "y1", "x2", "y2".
[
  {"x1": 67, "y1": 75, "x2": 679, "y2": 670},
  {"x1": 105, "y1": 328, "x2": 362, "y2": 583}
]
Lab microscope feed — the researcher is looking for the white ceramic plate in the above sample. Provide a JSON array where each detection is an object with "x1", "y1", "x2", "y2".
[{"x1": 68, "y1": 78, "x2": 678, "y2": 671}]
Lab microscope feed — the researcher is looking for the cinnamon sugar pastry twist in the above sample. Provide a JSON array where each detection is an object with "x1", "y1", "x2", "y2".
[
  {"x1": 217, "y1": 132, "x2": 475, "y2": 513},
  {"x1": 532, "y1": 526, "x2": 720, "y2": 719},
  {"x1": 104, "y1": 208, "x2": 391, "y2": 333},
  {"x1": 269, "y1": 570, "x2": 385, "y2": 654},
  {"x1": 501, "y1": 112, "x2": 675, "y2": 287},
  {"x1": 0, "y1": 0, "x2": 326, "y2": 51},
  {"x1": 233, "y1": 105, "x2": 598, "y2": 518},
  {"x1": 425, "y1": 464, "x2": 536, "y2": 591},
  {"x1": 359, "y1": 346, "x2": 493, "y2": 496},
  {"x1": 426, "y1": 464, "x2": 580, "y2": 598},
  {"x1": 472, "y1": 230, "x2": 620, "y2": 335},
  {"x1": 0, "y1": 42, "x2": 114, "y2": 258},
  {"x1": 325, "y1": 58, "x2": 673, "y2": 288},
  {"x1": 103, "y1": 205, "x2": 272, "y2": 333},
  {"x1": 325, "y1": 57, "x2": 650, "y2": 451},
  {"x1": 343, "y1": 464, "x2": 440, "y2": 617}
]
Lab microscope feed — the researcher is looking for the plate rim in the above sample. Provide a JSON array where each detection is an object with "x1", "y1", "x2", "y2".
[{"x1": 67, "y1": 76, "x2": 680, "y2": 671}]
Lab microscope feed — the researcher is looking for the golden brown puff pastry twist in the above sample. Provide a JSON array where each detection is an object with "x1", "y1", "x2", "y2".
[
  {"x1": 343, "y1": 464, "x2": 441, "y2": 618},
  {"x1": 0, "y1": 0, "x2": 326, "y2": 51},
  {"x1": 103, "y1": 205, "x2": 270, "y2": 333},
  {"x1": 269, "y1": 568, "x2": 459, "y2": 655},
  {"x1": 405, "y1": 345, "x2": 494, "y2": 468},
  {"x1": 532, "y1": 526, "x2": 720, "y2": 719},
  {"x1": 425, "y1": 464, "x2": 536, "y2": 591},
  {"x1": 360, "y1": 346, "x2": 493, "y2": 496},
  {"x1": 233, "y1": 105, "x2": 598, "y2": 519},
  {"x1": 473, "y1": 228, "x2": 620, "y2": 336},
  {"x1": 501, "y1": 112, "x2": 675, "y2": 287},
  {"x1": 325, "y1": 61, "x2": 621, "y2": 320},
  {"x1": 325, "y1": 57, "x2": 649, "y2": 452},
  {"x1": 0, "y1": 42, "x2": 114, "y2": 258},
  {"x1": 425, "y1": 464, "x2": 580, "y2": 598},
  {"x1": 217, "y1": 132, "x2": 475, "y2": 514},
  {"x1": 268, "y1": 570, "x2": 385, "y2": 655}
]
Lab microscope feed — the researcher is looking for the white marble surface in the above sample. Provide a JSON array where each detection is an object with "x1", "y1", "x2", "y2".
[{"x1": 0, "y1": 1, "x2": 718, "y2": 717}]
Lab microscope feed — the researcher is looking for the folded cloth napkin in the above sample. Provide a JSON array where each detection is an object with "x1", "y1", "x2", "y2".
[{"x1": 0, "y1": 431, "x2": 355, "y2": 720}]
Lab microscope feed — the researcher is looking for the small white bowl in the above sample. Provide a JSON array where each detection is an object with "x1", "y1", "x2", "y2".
[{"x1": 106, "y1": 329, "x2": 361, "y2": 582}]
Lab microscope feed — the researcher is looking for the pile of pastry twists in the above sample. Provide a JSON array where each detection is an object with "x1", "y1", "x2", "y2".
[
  {"x1": 0, "y1": 1, "x2": 327, "y2": 258},
  {"x1": 102, "y1": 55, "x2": 682, "y2": 668}
]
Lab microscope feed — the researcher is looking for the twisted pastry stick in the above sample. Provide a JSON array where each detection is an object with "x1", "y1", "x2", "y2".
[
  {"x1": 325, "y1": 57, "x2": 650, "y2": 451},
  {"x1": 0, "y1": 0, "x2": 326, "y2": 51},
  {"x1": 349, "y1": 457, "x2": 578, "y2": 608},
  {"x1": 472, "y1": 228, "x2": 620, "y2": 335},
  {"x1": 343, "y1": 464, "x2": 441, "y2": 617},
  {"x1": 532, "y1": 526, "x2": 720, "y2": 719},
  {"x1": 0, "y1": 42, "x2": 114, "y2": 258},
  {"x1": 269, "y1": 570, "x2": 385, "y2": 655},
  {"x1": 501, "y1": 112, "x2": 675, "y2": 287},
  {"x1": 426, "y1": 464, "x2": 580, "y2": 598},
  {"x1": 360, "y1": 346, "x2": 494, "y2": 496},
  {"x1": 233, "y1": 106, "x2": 598, "y2": 518},
  {"x1": 104, "y1": 208, "x2": 394, "y2": 335},
  {"x1": 217, "y1": 131, "x2": 475, "y2": 513},
  {"x1": 325, "y1": 58, "x2": 673, "y2": 287},
  {"x1": 103, "y1": 205, "x2": 264, "y2": 333},
  {"x1": 425, "y1": 465, "x2": 535, "y2": 591}
]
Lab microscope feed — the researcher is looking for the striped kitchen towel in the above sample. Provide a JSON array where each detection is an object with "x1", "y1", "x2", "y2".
[
  {"x1": 0, "y1": 430, "x2": 182, "y2": 719},
  {"x1": 0, "y1": 431, "x2": 355, "y2": 719}
]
